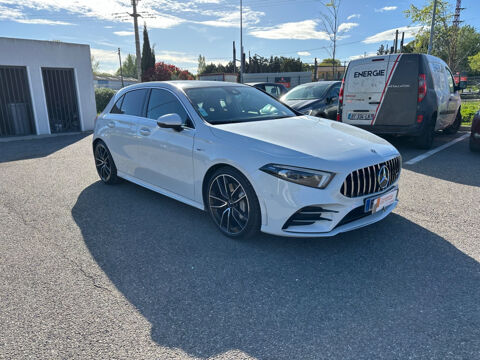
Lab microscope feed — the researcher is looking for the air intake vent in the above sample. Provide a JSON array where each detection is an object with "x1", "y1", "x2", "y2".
[{"x1": 283, "y1": 206, "x2": 338, "y2": 229}]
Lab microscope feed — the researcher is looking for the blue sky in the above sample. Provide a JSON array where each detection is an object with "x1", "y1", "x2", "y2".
[{"x1": 0, "y1": 0, "x2": 478, "y2": 74}]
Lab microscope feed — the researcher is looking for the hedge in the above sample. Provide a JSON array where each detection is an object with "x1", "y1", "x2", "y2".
[{"x1": 95, "y1": 87, "x2": 116, "y2": 113}]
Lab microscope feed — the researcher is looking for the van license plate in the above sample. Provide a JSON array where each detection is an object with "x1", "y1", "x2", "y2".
[
  {"x1": 348, "y1": 113, "x2": 374, "y2": 121},
  {"x1": 365, "y1": 188, "x2": 397, "y2": 214}
]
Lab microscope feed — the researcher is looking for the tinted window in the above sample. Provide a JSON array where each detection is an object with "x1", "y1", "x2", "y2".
[
  {"x1": 283, "y1": 83, "x2": 330, "y2": 100},
  {"x1": 147, "y1": 89, "x2": 189, "y2": 123},
  {"x1": 184, "y1": 86, "x2": 296, "y2": 125},
  {"x1": 120, "y1": 89, "x2": 147, "y2": 116},
  {"x1": 110, "y1": 95, "x2": 124, "y2": 114}
]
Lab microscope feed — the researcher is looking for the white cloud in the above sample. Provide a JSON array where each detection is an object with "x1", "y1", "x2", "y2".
[
  {"x1": 297, "y1": 51, "x2": 311, "y2": 56},
  {"x1": 113, "y1": 31, "x2": 134, "y2": 36},
  {"x1": 249, "y1": 20, "x2": 329, "y2": 40},
  {"x1": 91, "y1": 48, "x2": 119, "y2": 63},
  {"x1": 193, "y1": 7, "x2": 264, "y2": 28},
  {"x1": 0, "y1": 4, "x2": 73, "y2": 25},
  {"x1": 155, "y1": 51, "x2": 198, "y2": 64},
  {"x1": 338, "y1": 22, "x2": 358, "y2": 33},
  {"x1": 375, "y1": 6, "x2": 398, "y2": 12},
  {"x1": 363, "y1": 25, "x2": 422, "y2": 44},
  {"x1": 347, "y1": 14, "x2": 360, "y2": 20}
]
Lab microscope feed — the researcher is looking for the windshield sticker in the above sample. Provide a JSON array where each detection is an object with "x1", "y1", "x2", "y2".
[{"x1": 199, "y1": 107, "x2": 209, "y2": 117}]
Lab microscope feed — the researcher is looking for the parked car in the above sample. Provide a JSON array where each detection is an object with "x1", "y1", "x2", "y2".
[
  {"x1": 338, "y1": 54, "x2": 465, "y2": 149},
  {"x1": 246, "y1": 82, "x2": 288, "y2": 98},
  {"x1": 93, "y1": 81, "x2": 401, "y2": 239},
  {"x1": 470, "y1": 110, "x2": 480, "y2": 152},
  {"x1": 280, "y1": 81, "x2": 341, "y2": 120}
]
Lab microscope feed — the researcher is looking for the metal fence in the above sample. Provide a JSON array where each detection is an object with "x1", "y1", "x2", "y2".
[
  {"x1": 42, "y1": 68, "x2": 80, "y2": 133},
  {"x1": 0, "y1": 66, "x2": 35, "y2": 137}
]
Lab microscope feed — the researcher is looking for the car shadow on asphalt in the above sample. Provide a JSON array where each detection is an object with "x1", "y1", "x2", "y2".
[
  {"x1": 72, "y1": 181, "x2": 480, "y2": 359},
  {"x1": 382, "y1": 132, "x2": 480, "y2": 187},
  {"x1": 0, "y1": 132, "x2": 90, "y2": 163}
]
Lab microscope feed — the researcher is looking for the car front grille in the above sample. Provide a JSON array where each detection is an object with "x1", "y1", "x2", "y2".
[{"x1": 340, "y1": 156, "x2": 401, "y2": 198}]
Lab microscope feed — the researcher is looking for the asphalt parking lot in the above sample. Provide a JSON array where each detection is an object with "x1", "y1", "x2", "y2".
[{"x1": 0, "y1": 131, "x2": 479, "y2": 359}]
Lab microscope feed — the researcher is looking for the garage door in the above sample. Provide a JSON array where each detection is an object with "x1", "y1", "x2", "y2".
[
  {"x1": 0, "y1": 66, "x2": 36, "y2": 137},
  {"x1": 42, "y1": 68, "x2": 80, "y2": 133}
]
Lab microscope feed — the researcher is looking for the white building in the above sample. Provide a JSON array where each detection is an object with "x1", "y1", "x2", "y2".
[{"x1": 0, "y1": 37, "x2": 96, "y2": 137}]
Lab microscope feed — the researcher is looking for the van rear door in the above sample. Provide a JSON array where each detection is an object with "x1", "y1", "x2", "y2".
[{"x1": 342, "y1": 56, "x2": 391, "y2": 126}]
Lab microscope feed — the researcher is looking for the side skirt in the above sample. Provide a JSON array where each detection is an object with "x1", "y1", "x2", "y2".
[{"x1": 117, "y1": 171, "x2": 205, "y2": 211}]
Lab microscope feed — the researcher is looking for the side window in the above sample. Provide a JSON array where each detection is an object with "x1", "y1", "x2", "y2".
[
  {"x1": 120, "y1": 89, "x2": 148, "y2": 116},
  {"x1": 110, "y1": 95, "x2": 124, "y2": 114},
  {"x1": 147, "y1": 89, "x2": 190, "y2": 125},
  {"x1": 446, "y1": 67, "x2": 455, "y2": 93}
]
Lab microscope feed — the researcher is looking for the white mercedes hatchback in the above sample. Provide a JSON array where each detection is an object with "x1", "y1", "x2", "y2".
[{"x1": 93, "y1": 81, "x2": 401, "y2": 238}]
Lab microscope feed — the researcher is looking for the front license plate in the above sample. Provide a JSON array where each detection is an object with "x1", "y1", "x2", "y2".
[
  {"x1": 365, "y1": 188, "x2": 398, "y2": 213},
  {"x1": 348, "y1": 112, "x2": 374, "y2": 121}
]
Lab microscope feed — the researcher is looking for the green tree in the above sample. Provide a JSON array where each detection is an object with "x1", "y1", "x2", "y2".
[
  {"x1": 197, "y1": 55, "x2": 206, "y2": 75},
  {"x1": 91, "y1": 55, "x2": 100, "y2": 75},
  {"x1": 377, "y1": 44, "x2": 386, "y2": 55},
  {"x1": 141, "y1": 24, "x2": 155, "y2": 81},
  {"x1": 116, "y1": 54, "x2": 137, "y2": 79},
  {"x1": 468, "y1": 52, "x2": 480, "y2": 74},
  {"x1": 319, "y1": 58, "x2": 341, "y2": 66}
]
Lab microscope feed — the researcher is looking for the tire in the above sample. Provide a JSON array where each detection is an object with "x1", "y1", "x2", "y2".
[
  {"x1": 415, "y1": 114, "x2": 436, "y2": 149},
  {"x1": 444, "y1": 110, "x2": 462, "y2": 135},
  {"x1": 206, "y1": 167, "x2": 261, "y2": 239},
  {"x1": 93, "y1": 141, "x2": 120, "y2": 184},
  {"x1": 470, "y1": 136, "x2": 480, "y2": 152}
]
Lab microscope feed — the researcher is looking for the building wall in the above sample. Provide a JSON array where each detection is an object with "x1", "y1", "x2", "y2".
[{"x1": 0, "y1": 37, "x2": 96, "y2": 135}]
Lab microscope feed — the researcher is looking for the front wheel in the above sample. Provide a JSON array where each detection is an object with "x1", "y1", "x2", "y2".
[{"x1": 206, "y1": 167, "x2": 261, "y2": 239}]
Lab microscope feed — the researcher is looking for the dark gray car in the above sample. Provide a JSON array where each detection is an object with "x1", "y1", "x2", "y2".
[{"x1": 280, "y1": 81, "x2": 341, "y2": 120}]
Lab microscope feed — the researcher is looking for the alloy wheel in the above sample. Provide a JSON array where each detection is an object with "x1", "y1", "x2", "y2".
[
  {"x1": 95, "y1": 144, "x2": 112, "y2": 182},
  {"x1": 208, "y1": 174, "x2": 250, "y2": 235}
]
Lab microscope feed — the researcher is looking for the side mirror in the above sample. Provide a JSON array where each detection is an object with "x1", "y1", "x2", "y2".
[{"x1": 157, "y1": 113, "x2": 183, "y2": 131}]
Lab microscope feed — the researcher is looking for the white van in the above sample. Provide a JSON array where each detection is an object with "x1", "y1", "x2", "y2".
[{"x1": 338, "y1": 54, "x2": 463, "y2": 148}]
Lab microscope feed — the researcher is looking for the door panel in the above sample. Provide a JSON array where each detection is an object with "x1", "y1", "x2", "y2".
[
  {"x1": 104, "y1": 89, "x2": 147, "y2": 175},
  {"x1": 133, "y1": 88, "x2": 195, "y2": 199},
  {"x1": 445, "y1": 67, "x2": 460, "y2": 126}
]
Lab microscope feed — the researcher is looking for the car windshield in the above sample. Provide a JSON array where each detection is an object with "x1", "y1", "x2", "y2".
[
  {"x1": 184, "y1": 86, "x2": 296, "y2": 125},
  {"x1": 283, "y1": 83, "x2": 330, "y2": 100}
]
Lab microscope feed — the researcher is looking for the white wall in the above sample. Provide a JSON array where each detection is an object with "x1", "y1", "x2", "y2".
[{"x1": 0, "y1": 37, "x2": 97, "y2": 135}]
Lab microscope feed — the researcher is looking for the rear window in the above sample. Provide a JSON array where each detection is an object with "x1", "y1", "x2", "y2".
[{"x1": 346, "y1": 60, "x2": 388, "y2": 93}]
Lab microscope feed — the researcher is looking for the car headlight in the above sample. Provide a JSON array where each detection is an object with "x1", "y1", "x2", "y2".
[{"x1": 260, "y1": 164, "x2": 334, "y2": 189}]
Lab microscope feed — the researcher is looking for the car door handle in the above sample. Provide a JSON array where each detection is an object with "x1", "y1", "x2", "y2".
[
  {"x1": 107, "y1": 121, "x2": 115, "y2": 128},
  {"x1": 139, "y1": 128, "x2": 151, "y2": 136}
]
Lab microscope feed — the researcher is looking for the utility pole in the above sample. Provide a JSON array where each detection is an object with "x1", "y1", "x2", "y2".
[
  {"x1": 233, "y1": 41, "x2": 237, "y2": 76},
  {"x1": 451, "y1": 0, "x2": 463, "y2": 71},
  {"x1": 400, "y1": 32, "x2": 405, "y2": 52},
  {"x1": 118, "y1": 48, "x2": 124, "y2": 88},
  {"x1": 427, "y1": 0, "x2": 438, "y2": 55},
  {"x1": 130, "y1": 0, "x2": 142, "y2": 81},
  {"x1": 394, "y1": 29, "x2": 399, "y2": 53},
  {"x1": 314, "y1": 58, "x2": 318, "y2": 81},
  {"x1": 240, "y1": 0, "x2": 245, "y2": 83}
]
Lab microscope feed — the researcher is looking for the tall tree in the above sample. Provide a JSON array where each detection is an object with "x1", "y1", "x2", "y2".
[
  {"x1": 91, "y1": 55, "x2": 100, "y2": 75},
  {"x1": 319, "y1": 0, "x2": 341, "y2": 79},
  {"x1": 116, "y1": 54, "x2": 137, "y2": 79},
  {"x1": 141, "y1": 24, "x2": 155, "y2": 81},
  {"x1": 197, "y1": 55, "x2": 206, "y2": 75},
  {"x1": 468, "y1": 51, "x2": 480, "y2": 74}
]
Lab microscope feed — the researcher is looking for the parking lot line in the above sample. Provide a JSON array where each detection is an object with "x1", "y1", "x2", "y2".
[{"x1": 404, "y1": 133, "x2": 470, "y2": 165}]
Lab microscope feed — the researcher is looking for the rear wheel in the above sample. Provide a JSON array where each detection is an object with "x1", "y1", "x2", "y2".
[
  {"x1": 415, "y1": 114, "x2": 436, "y2": 149},
  {"x1": 444, "y1": 110, "x2": 462, "y2": 135},
  {"x1": 206, "y1": 167, "x2": 261, "y2": 239},
  {"x1": 94, "y1": 141, "x2": 120, "y2": 184},
  {"x1": 470, "y1": 136, "x2": 480, "y2": 152}
]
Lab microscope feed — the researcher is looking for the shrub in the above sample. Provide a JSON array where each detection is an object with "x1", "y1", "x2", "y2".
[
  {"x1": 95, "y1": 87, "x2": 116, "y2": 113},
  {"x1": 461, "y1": 101, "x2": 480, "y2": 124}
]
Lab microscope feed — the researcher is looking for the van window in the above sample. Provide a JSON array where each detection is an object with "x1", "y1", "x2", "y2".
[
  {"x1": 445, "y1": 68, "x2": 455, "y2": 93},
  {"x1": 120, "y1": 89, "x2": 148, "y2": 116}
]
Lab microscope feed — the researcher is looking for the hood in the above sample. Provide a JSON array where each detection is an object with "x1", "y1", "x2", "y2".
[
  {"x1": 283, "y1": 98, "x2": 321, "y2": 110},
  {"x1": 210, "y1": 116, "x2": 398, "y2": 166}
]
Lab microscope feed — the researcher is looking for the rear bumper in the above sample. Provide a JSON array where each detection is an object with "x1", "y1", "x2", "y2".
[{"x1": 357, "y1": 123, "x2": 424, "y2": 136}]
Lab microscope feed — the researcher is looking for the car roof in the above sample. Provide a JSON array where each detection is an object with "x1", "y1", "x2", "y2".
[
  {"x1": 296, "y1": 81, "x2": 341, "y2": 87},
  {"x1": 246, "y1": 82, "x2": 284, "y2": 86},
  {"x1": 122, "y1": 80, "x2": 243, "y2": 92}
]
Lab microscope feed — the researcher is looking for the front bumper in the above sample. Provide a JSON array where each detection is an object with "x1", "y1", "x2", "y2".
[{"x1": 254, "y1": 169, "x2": 399, "y2": 238}]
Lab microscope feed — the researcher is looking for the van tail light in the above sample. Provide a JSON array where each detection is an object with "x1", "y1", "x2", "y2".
[
  {"x1": 337, "y1": 78, "x2": 345, "y2": 121},
  {"x1": 418, "y1": 74, "x2": 427, "y2": 103}
]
